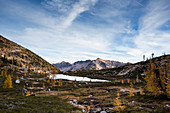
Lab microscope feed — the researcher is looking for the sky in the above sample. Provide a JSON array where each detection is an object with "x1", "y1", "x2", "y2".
[{"x1": 0, "y1": 0, "x2": 170, "y2": 63}]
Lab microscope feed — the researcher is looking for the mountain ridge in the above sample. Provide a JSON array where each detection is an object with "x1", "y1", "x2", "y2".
[{"x1": 53, "y1": 58, "x2": 126, "y2": 72}]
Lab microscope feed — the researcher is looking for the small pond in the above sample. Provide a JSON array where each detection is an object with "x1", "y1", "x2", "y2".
[{"x1": 49, "y1": 74, "x2": 109, "y2": 82}]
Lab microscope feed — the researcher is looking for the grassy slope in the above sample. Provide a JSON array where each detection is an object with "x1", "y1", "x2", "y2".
[{"x1": 0, "y1": 73, "x2": 80, "y2": 113}]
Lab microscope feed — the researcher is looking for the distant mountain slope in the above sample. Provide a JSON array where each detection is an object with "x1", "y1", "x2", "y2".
[
  {"x1": 53, "y1": 58, "x2": 126, "y2": 72},
  {"x1": 0, "y1": 35, "x2": 58, "y2": 74},
  {"x1": 62, "y1": 54, "x2": 170, "y2": 81}
]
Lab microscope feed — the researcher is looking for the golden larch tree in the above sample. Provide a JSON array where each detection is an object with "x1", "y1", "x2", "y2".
[
  {"x1": 139, "y1": 87, "x2": 145, "y2": 95},
  {"x1": 136, "y1": 74, "x2": 139, "y2": 83},
  {"x1": 3, "y1": 75, "x2": 13, "y2": 88},
  {"x1": 43, "y1": 83, "x2": 45, "y2": 88},
  {"x1": 113, "y1": 92, "x2": 126, "y2": 112},
  {"x1": 128, "y1": 82, "x2": 135, "y2": 97},
  {"x1": 121, "y1": 80, "x2": 124, "y2": 84},
  {"x1": 127, "y1": 79, "x2": 130, "y2": 84},
  {"x1": 51, "y1": 79, "x2": 56, "y2": 86},
  {"x1": 16, "y1": 76, "x2": 19, "y2": 80},
  {"x1": 1, "y1": 71, "x2": 3, "y2": 77},
  {"x1": 144, "y1": 59, "x2": 167, "y2": 96},
  {"x1": 166, "y1": 73, "x2": 170, "y2": 98},
  {"x1": 144, "y1": 58, "x2": 170, "y2": 97},
  {"x1": 24, "y1": 72, "x2": 27, "y2": 77},
  {"x1": 47, "y1": 77, "x2": 50, "y2": 83}
]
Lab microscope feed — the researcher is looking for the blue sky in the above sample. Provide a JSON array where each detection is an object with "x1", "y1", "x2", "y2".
[{"x1": 0, "y1": 0, "x2": 170, "y2": 63}]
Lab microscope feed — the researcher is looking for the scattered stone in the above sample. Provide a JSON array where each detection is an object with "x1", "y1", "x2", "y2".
[
  {"x1": 96, "y1": 108, "x2": 102, "y2": 111},
  {"x1": 100, "y1": 111, "x2": 106, "y2": 113},
  {"x1": 131, "y1": 101, "x2": 135, "y2": 103},
  {"x1": 139, "y1": 107, "x2": 143, "y2": 109},
  {"x1": 7, "y1": 104, "x2": 15, "y2": 109},
  {"x1": 166, "y1": 104, "x2": 170, "y2": 107},
  {"x1": 15, "y1": 79, "x2": 20, "y2": 83},
  {"x1": 88, "y1": 95, "x2": 93, "y2": 97},
  {"x1": 20, "y1": 76, "x2": 24, "y2": 80},
  {"x1": 82, "y1": 109, "x2": 85, "y2": 112}
]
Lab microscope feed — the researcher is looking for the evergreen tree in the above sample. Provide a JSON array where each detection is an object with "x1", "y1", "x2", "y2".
[
  {"x1": 1, "y1": 71, "x2": 3, "y2": 77},
  {"x1": 136, "y1": 74, "x2": 139, "y2": 83},
  {"x1": 3, "y1": 75, "x2": 13, "y2": 88},
  {"x1": 143, "y1": 55, "x2": 145, "y2": 61},
  {"x1": 116, "y1": 64, "x2": 118, "y2": 68},
  {"x1": 144, "y1": 59, "x2": 169, "y2": 97},
  {"x1": 151, "y1": 53, "x2": 154, "y2": 58},
  {"x1": 4, "y1": 67, "x2": 7, "y2": 77}
]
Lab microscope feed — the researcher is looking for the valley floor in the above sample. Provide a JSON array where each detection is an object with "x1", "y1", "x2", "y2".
[{"x1": 0, "y1": 72, "x2": 170, "y2": 113}]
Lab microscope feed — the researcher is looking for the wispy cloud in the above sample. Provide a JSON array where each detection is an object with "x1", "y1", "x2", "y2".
[
  {"x1": 62, "y1": 0, "x2": 98, "y2": 28},
  {"x1": 134, "y1": 0, "x2": 170, "y2": 57},
  {"x1": 0, "y1": 0, "x2": 170, "y2": 63}
]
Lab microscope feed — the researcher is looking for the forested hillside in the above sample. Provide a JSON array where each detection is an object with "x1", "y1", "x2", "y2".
[{"x1": 0, "y1": 35, "x2": 59, "y2": 74}]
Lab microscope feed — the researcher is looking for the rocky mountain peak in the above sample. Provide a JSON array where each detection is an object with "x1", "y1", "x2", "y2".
[
  {"x1": 96, "y1": 58, "x2": 104, "y2": 61},
  {"x1": 53, "y1": 58, "x2": 126, "y2": 72}
]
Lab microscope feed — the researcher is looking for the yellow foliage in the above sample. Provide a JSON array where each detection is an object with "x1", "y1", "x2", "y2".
[
  {"x1": 26, "y1": 94, "x2": 30, "y2": 96},
  {"x1": 13, "y1": 67, "x2": 15, "y2": 72},
  {"x1": 4, "y1": 67, "x2": 7, "y2": 77},
  {"x1": 47, "y1": 79, "x2": 50, "y2": 83},
  {"x1": 144, "y1": 60, "x2": 167, "y2": 96},
  {"x1": 24, "y1": 72, "x2": 27, "y2": 77},
  {"x1": 121, "y1": 80, "x2": 124, "y2": 84},
  {"x1": 136, "y1": 74, "x2": 139, "y2": 83},
  {"x1": 166, "y1": 73, "x2": 170, "y2": 98},
  {"x1": 1, "y1": 71, "x2": 3, "y2": 77},
  {"x1": 3, "y1": 75, "x2": 13, "y2": 88},
  {"x1": 139, "y1": 87, "x2": 145, "y2": 95},
  {"x1": 30, "y1": 71, "x2": 34, "y2": 74},
  {"x1": 43, "y1": 83, "x2": 45, "y2": 88},
  {"x1": 113, "y1": 92, "x2": 126, "y2": 112},
  {"x1": 51, "y1": 79, "x2": 56, "y2": 86},
  {"x1": 51, "y1": 69, "x2": 58, "y2": 74},
  {"x1": 128, "y1": 82, "x2": 134, "y2": 97}
]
